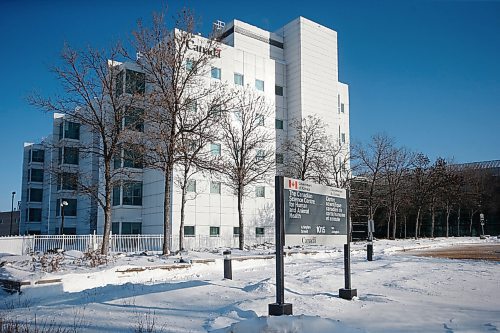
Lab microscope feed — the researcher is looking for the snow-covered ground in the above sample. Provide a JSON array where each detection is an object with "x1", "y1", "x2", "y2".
[{"x1": 1, "y1": 237, "x2": 499, "y2": 332}]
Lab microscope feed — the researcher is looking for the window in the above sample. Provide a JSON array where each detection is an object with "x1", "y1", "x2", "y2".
[
  {"x1": 255, "y1": 79, "x2": 264, "y2": 91},
  {"x1": 112, "y1": 222, "x2": 120, "y2": 234},
  {"x1": 187, "y1": 99, "x2": 197, "y2": 113},
  {"x1": 256, "y1": 114, "x2": 265, "y2": 126},
  {"x1": 59, "y1": 172, "x2": 77, "y2": 190},
  {"x1": 124, "y1": 107, "x2": 144, "y2": 132},
  {"x1": 28, "y1": 208, "x2": 42, "y2": 222},
  {"x1": 234, "y1": 110, "x2": 242, "y2": 122},
  {"x1": 29, "y1": 188, "x2": 43, "y2": 202},
  {"x1": 233, "y1": 227, "x2": 240, "y2": 236},
  {"x1": 341, "y1": 133, "x2": 346, "y2": 144},
  {"x1": 210, "y1": 226, "x2": 220, "y2": 237},
  {"x1": 60, "y1": 121, "x2": 80, "y2": 140},
  {"x1": 211, "y1": 143, "x2": 221, "y2": 156},
  {"x1": 125, "y1": 69, "x2": 145, "y2": 95},
  {"x1": 341, "y1": 103, "x2": 345, "y2": 113},
  {"x1": 275, "y1": 119, "x2": 284, "y2": 130},
  {"x1": 276, "y1": 153, "x2": 284, "y2": 164},
  {"x1": 256, "y1": 227, "x2": 265, "y2": 236},
  {"x1": 31, "y1": 149, "x2": 45, "y2": 163},
  {"x1": 123, "y1": 146, "x2": 143, "y2": 169},
  {"x1": 185, "y1": 59, "x2": 193, "y2": 71},
  {"x1": 122, "y1": 182, "x2": 142, "y2": 206},
  {"x1": 234, "y1": 73, "x2": 244, "y2": 86},
  {"x1": 116, "y1": 70, "x2": 124, "y2": 96},
  {"x1": 255, "y1": 186, "x2": 265, "y2": 198},
  {"x1": 338, "y1": 94, "x2": 341, "y2": 113},
  {"x1": 211, "y1": 67, "x2": 221, "y2": 80},
  {"x1": 210, "y1": 182, "x2": 221, "y2": 194},
  {"x1": 30, "y1": 169, "x2": 44, "y2": 183},
  {"x1": 121, "y1": 222, "x2": 141, "y2": 235},
  {"x1": 112, "y1": 186, "x2": 120, "y2": 206},
  {"x1": 63, "y1": 147, "x2": 79, "y2": 165},
  {"x1": 57, "y1": 198, "x2": 77, "y2": 216},
  {"x1": 210, "y1": 105, "x2": 222, "y2": 118},
  {"x1": 184, "y1": 226, "x2": 195, "y2": 237},
  {"x1": 275, "y1": 85, "x2": 283, "y2": 96},
  {"x1": 186, "y1": 180, "x2": 196, "y2": 193},
  {"x1": 255, "y1": 149, "x2": 265, "y2": 162}
]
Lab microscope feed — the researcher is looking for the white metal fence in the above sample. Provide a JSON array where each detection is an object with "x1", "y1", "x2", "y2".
[{"x1": 0, "y1": 234, "x2": 275, "y2": 255}]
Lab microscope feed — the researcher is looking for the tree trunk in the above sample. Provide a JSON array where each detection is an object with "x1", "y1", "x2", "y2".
[
  {"x1": 404, "y1": 215, "x2": 407, "y2": 239},
  {"x1": 392, "y1": 207, "x2": 398, "y2": 240},
  {"x1": 457, "y1": 206, "x2": 461, "y2": 237},
  {"x1": 162, "y1": 165, "x2": 173, "y2": 255},
  {"x1": 469, "y1": 210, "x2": 474, "y2": 236},
  {"x1": 179, "y1": 185, "x2": 187, "y2": 252},
  {"x1": 415, "y1": 207, "x2": 421, "y2": 240},
  {"x1": 101, "y1": 165, "x2": 112, "y2": 255},
  {"x1": 445, "y1": 206, "x2": 451, "y2": 238},
  {"x1": 386, "y1": 207, "x2": 392, "y2": 239},
  {"x1": 431, "y1": 206, "x2": 435, "y2": 238},
  {"x1": 237, "y1": 184, "x2": 244, "y2": 250}
]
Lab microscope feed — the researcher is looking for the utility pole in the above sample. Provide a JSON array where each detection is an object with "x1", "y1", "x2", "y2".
[{"x1": 9, "y1": 191, "x2": 16, "y2": 235}]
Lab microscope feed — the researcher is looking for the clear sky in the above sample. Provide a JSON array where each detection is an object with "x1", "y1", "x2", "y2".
[{"x1": 0, "y1": 0, "x2": 499, "y2": 211}]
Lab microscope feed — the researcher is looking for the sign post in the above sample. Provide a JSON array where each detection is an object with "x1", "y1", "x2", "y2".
[
  {"x1": 339, "y1": 190, "x2": 357, "y2": 300},
  {"x1": 367, "y1": 219, "x2": 374, "y2": 261},
  {"x1": 480, "y1": 213, "x2": 485, "y2": 238},
  {"x1": 269, "y1": 176, "x2": 293, "y2": 316}
]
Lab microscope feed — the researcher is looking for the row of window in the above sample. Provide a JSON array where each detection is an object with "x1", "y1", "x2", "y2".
[
  {"x1": 184, "y1": 226, "x2": 265, "y2": 237},
  {"x1": 185, "y1": 180, "x2": 266, "y2": 197},
  {"x1": 211, "y1": 67, "x2": 285, "y2": 95}
]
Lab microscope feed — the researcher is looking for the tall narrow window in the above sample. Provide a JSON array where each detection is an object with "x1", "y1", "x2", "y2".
[
  {"x1": 211, "y1": 143, "x2": 221, "y2": 156},
  {"x1": 63, "y1": 147, "x2": 79, "y2": 165},
  {"x1": 124, "y1": 107, "x2": 144, "y2": 132},
  {"x1": 256, "y1": 114, "x2": 265, "y2": 126},
  {"x1": 186, "y1": 180, "x2": 196, "y2": 193},
  {"x1": 234, "y1": 73, "x2": 244, "y2": 86},
  {"x1": 341, "y1": 133, "x2": 346, "y2": 144},
  {"x1": 255, "y1": 186, "x2": 265, "y2": 198},
  {"x1": 276, "y1": 153, "x2": 284, "y2": 164},
  {"x1": 255, "y1": 149, "x2": 265, "y2": 161},
  {"x1": 112, "y1": 186, "x2": 121, "y2": 206},
  {"x1": 341, "y1": 103, "x2": 345, "y2": 113},
  {"x1": 64, "y1": 121, "x2": 80, "y2": 140},
  {"x1": 116, "y1": 70, "x2": 124, "y2": 96},
  {"x1": 255, "y1": 79, "x2": 264, "y2": 91},
  {"x1": 210, "y1": 182, "x2": 221, "y2": 194},
  {"x1": 275, "y1": 119, "x2": 284, "y2": 130},
  {"x1": 122, "y1": 182, "x2": 142, "y2": 206},
  {"x1": 185, "y1": 59, "x2": 193, "y2": 71},
  {"x1": 210, "y1": 226, "x2": 220, "y2": 236},
  {"x1": 275, "y1": 85, "x2": 283, "y2": 96},
  {"x1": 211, "y1": 67, "x2": 221, "y2": 80},
  {"x1": 125, "y1": 69, "x2": 145, "y2": 95}
]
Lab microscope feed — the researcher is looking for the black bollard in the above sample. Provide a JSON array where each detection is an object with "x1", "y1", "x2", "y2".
[
  {"x1": 223, "y1": 250, "x2": 232, "y2": 279},
  {"x1": 367, "y1": 242, "x2": 373, "y2": 261}
]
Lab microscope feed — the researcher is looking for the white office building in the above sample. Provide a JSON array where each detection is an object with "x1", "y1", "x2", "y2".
[{"x1": 20, "y1": 17, "x2": 349, "y2": 248}]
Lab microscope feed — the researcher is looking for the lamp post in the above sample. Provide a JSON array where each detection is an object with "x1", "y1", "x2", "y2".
[
  {"x1": 9, "y1": 191, "x2": 16, "y2": 235},
  {"x1": 60, "y1": 200, "x2": 68, "y2": 235}
]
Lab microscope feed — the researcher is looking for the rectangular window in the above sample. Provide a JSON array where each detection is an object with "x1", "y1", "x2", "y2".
[
  {"x1": 210, "y1": 143, "x2": 221, "y2": 156},
  {"x1": 59, "y1": 172, "x2": 77, "y2": 190},
  {"x1": 116, "y1": 70, "x2": 124, "y2": 96},
  {"x1": 275, "y1": 119, "x2": 284, "y2": 130},
  {"x1": 28, "y1": 208, "x2": 42, "y2": 222},
  {"x1": 186, "y1": 179, "x2": 196, "y2": 193},
  {"x1": 255, "y1": 186, "x2": 265, "y2": 198},
  {"x1": 112, "y1": 222, "x2": 120, "y2": 234},
  {"x1": 255, "y1": 149, "x2": 265, "y2": 162},
  {"x1": 209, "y1": 226, "x2": 220, "y2": 237},
  {"x1": 185, "y1": 59, "x2": 193, "y2": 71},
  {"x1": 31, "y1": 149, "x2": 45, "y2": 163},
  {"x1": 256, "y1": 227, "x2": 265, "y2": 236},
  {"x1": 210, "y1": 182, "x2": 221, "y2": 194},
  {"x1": 124, "y1": 107, "x2": 144, "y2": 132},
  {"x1": 256, "y1": 114, "x2": 265, "y2": 126},
  {"x1": 63, "y1": 147, "x2": 79, "y2": 165},
  {"x1": 338, "y1": 95, "x2": 341, "y2": 113},
  {"x1": 112, "y1": 186, "x2": 121, "y2": 206},
  {"x1": 123, "y1": 146, "x2": 143, "y2": 169},
  {"x1": 211, "y1": 67, "x2": 221, "y2": 80},
  {"x1": 184, "y1": 226, "x2": 195, "y2": 237},
  {"x1": 29, "y1": 188, "x2": 43, "y2": 202},
  {"x1": 275, "y1": 85, "x2": 283, "y2": 96},
  {"x1": 122, "y1": 182, "x2": 143, "y2": 206},
  {"x1": 341, "y1": 103, "x2": 345, "y2": 113},
  {"x1": 187, "y1": 99, "x2": 197, "y2": 113},
  {"x1": 234, "y1": 73, "x2": 244, "y2": 86},
  {"x1": 233, "y1": 227, "x2": 240, "y2": 236},
  {"x1": 121, "y1": 222, "x2": 142, "y2": 235},
  {"x1": 30, "y1": 169, "x2": 44, "y2": 183},
  {"x1": 341, "y1": 133, "x2": 346, "y2": 144},
  {"x1": 234, "y1": 110, "x2": 242, "y2": 122},
  {"x1": 210, "y1": 105, "x2": 222, "y2": 118},
  {"x1": 276, "y1": 153, "x2": 284, "y2": 164},
  {"x1": 64, "y1": 121, "x2": 80, "y2": 140},
  {"x1": 125, "y1": 69, "x2": 145, "y2": 95},
  {"x1": 59, "y1": 198, "x2": 77, "y2": 217},
  {"x1": 255, "y1": 79, "x2": 264, "y2": 91}
]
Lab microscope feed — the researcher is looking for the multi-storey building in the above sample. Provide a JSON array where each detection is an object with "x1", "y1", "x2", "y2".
[{"x1": 20, "y1": 17, "x2": 350, "y2": 247}]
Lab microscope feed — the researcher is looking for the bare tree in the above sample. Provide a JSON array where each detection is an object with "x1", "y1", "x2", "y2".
[
  {"x1": 29, "y1": 44, "x2": 143, "y2": 254},
  {"x1": 352, "y1": 133, "x2": 393, "y2": 224},
  {"x1": 410, "y1": 153, "x2": 432, "y2": 239},
  {"x1": 319, "y1": 137, "x2": 351, "y2": 189},
  {"x1": 129, "y1": 8, "x2": 231, "y2": 255},
  {"x1": 285, "y1": 115, "x2": 328, "y2": 182},
  {"x1": 217, "y1": 88, "x2": 275, "y2": 250}
]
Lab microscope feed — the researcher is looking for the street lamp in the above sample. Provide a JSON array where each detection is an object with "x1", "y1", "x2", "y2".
[
  {"x1": 9, "y1": 191, "x2": 16, "y2": 235},
  {"x1": 60, "y1": 200, "x2": 68, "y2": 235}
]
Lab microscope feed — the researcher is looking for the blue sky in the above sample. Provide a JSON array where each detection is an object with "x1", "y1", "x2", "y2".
[{"x1": 0, "y1": 0, "x2": 499, "y2": 211}]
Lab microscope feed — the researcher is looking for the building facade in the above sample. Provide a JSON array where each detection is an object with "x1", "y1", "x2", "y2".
[{"x1": 20, "y1": 17, "x2": 350, "y2": 247}]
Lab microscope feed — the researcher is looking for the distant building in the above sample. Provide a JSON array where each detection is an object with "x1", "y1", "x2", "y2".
[
  {"x1": 20, "y1": 17, "x2": 350, "y2": 247},
  {"x1": 0, "y1": 210, "x2": 20, "y2": 236}
]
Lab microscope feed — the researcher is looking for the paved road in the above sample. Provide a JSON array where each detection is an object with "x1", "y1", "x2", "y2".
[{"x1": 410, "y1": 243, "x2": 500, "y2": 261}]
